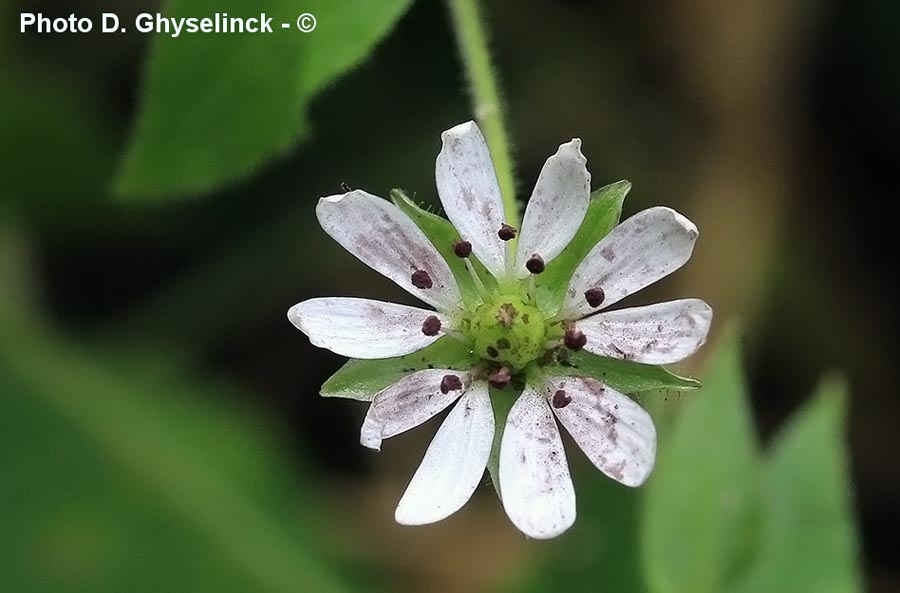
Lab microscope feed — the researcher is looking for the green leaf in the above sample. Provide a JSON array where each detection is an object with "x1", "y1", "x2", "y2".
[
  {"x1": 642, "y1": 328, "x2": 761, "y2": 593},
  {"x1": 115, "y1": 0, "x2": 414, "y2": 200},
  {"x1": 0, "y1": 297, "x2": 369, "y2": 593},
  {"x1": 729, "y1": 377, "x2": 862, "y2": 593},
  {"x1": 320, "y1": 337, "x2": 478, "y2": 400},
  {"x1": 535, "y1": 180, "x2": 630, "y2": 315},
  {"x1": 541, "y1": 350, "x2": 700, "y2": 394},
  {"x1": 0, "y1": 73, "x2": 115, "y2": 219},
  {"x1": 390, "y1": 188, "x2": 495, "y2": 307}
]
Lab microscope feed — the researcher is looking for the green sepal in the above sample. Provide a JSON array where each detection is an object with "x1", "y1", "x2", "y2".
[
  {"x1": 540, "y1": 349, "x2": 700, "y2": 394},
  {"x1": 320, "y1": 337, "x2": 477, "y2": 401},
  {"x1": 535, "y1": 180, "x2": 630, "y2": 315},
  {"x1": 390, "y1": 188, "x2": 495, "y2": 307},
  {"x1": 485, "y1": 385, "x2": 519, "y2": 498}
]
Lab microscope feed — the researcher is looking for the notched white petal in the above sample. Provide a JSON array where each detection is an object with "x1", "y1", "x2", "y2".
[
  {"x1": 435, "y1": 121, "x2": 507, "y2": 278},
  {"x1": 499, "y1": 386, "x2": 576, "y2": 539},
  {"x1": 548, "y1": 376, "x2": 656, "y2": 487},
  {"x1": 562, "y1": 207, "x2": 699, "y2": 319},
  {"x1": 577, "y1": 299, "x2": 712, "y2": 364},
  {"x1": 395, "y1": 382, "x2": 494, "y2": 525},
  {"x1": 516, "y1": 139, "x2": 591, "y2": 276},
  {"x1": 316, "y1": 190, "x2": 462, "y2": 311},
  {"x1": 359, "y1": 369, "x2": 468, "y2": 451},
  {"x1": 287, "y1": 298, "x2": 447, "y2": 359}
]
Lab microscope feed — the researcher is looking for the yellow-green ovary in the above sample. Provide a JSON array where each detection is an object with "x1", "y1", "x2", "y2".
[{"x1": 469, "y1": 296, "x2": 547, "y2": 370}]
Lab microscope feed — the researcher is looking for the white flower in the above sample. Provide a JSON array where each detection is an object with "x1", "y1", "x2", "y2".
[{"x1": 288, "y1": 121, "x2": 712, "y2": 539}]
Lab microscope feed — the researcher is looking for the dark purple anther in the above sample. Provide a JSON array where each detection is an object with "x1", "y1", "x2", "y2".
[
  {"x1": 488, "y1": 366, "x2": 512, "y2": 389},
  {"x1": 525, "y1": 254, "x2": 545, "y2": 274},
  {"x1": 552, "y1": 389, "x2": 572, "y2": 409},
  {"x1": 452, "y1": 239, "x2": 472, "y2": 258},
  {"x1": 440, "y1": 374, "x2": 463, "y2": 394},
  {"x1": 421, "y1": 315, "x2": 441, "y2": 336},
  {"x1": 498, "y1": 224, "x2": 517, "y2": 241},
  {"x1": 585, "y1": 287, "x2": 605, "y2": 308},
  {"x1": 564, "y1": 327, "x2": 587, "y2": 351},
  {"x1": 411, "y1": 269, "x2": 433, "y2": 289}
]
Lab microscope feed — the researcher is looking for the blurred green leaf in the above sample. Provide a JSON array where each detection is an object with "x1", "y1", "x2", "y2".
[
  {"x1": 0, "y1": 74, "x2": 115, "y2": 219},
  {"x1": 641, "y1": 330, "x2": 863, "y2": 593},
  {"x1": 115, "y1": 0, "x2": 413, "y2": 200},
  {"x1": 391, "y1": 188, "x2": 496, "y2": 308},
  {"x1": 320, "y1": 337, "x2": 477, "y2": 400},
  {"x1": 729, "y1": 378, "x2": 861, "y2": 593},
  {"x1": 642, "y1": 328, "x2": 760, "y2": 593},
  {"x1": 535, "y1": 180, "x2": 629, "y2": 315},
  {"x1": 542, "y1": 350, "x2": 700, "y2": 394},
  {"x1": 0, "y1": 343, "x2": 369, "y2": 593},
  {"x1": 0, "y1": 229, "x2": 371, "y2": 593},
  {"x1": 499, "y1": 477, "x2": 646, "y2": 593}
]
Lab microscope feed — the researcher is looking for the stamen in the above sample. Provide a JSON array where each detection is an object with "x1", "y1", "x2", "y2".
[
  {"x1": 421, "y1": 315, "x2": 441, "y2": 336},
  {"x1": 440, "y1": 374, "x2": 463, "y2": 394},
  {"x1": 452, "y1": 239, "x2": 472, "y2": 258},
  {"x1": 464, "y1": 259, "x2": 490, "y2": 301},
  {"x1": 564, "y1": 326, "x2": 587, "y2": 351},
  {"x1": 525, "y1": 254, "x2": 545, "y2": 274},
  {"x1": 441, "y1": 328, "x2": 472, "y2": 344},
  {"x1": 504, "y1": 240, "x2": 515, "y2": 279},
  {"x1": 339, "y1": 181, "x2": 352, "y2": 192},
  {"x1": 552, "y1": 389, "x2": 572, "y2": 409},
  {"x1": 497, "y1": 223, "x2": 517, "y2": 241},
  {"x1": 410, "y1": 269, "x2": 433, "y2": 289},
  {"x1": 585, "y1": 287, "x2": 605, "y2": 308},
  {"x1": 488, "y1": 366, "x2": 512, "y2": 389}
]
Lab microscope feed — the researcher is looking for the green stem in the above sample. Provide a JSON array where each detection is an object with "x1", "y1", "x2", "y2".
[{"x1": 446, "y1": 0, "x2": 519, "y2": 226}]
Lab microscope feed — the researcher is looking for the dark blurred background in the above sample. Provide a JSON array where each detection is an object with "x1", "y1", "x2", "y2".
[{"x1": 1, "y1": 0, "x2": 898, "y2": 591}]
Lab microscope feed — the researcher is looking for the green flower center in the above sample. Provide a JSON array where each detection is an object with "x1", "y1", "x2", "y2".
[{"x1": 469, "y1": 295, "x2": 547, "y2": 370}]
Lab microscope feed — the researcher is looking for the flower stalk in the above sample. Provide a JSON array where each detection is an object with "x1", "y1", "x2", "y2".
[{"x1": 446, "y1": 0, "x2": 519, "y2": 227}]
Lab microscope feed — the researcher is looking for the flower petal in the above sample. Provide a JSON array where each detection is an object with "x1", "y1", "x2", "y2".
[
  {"x1": 561, "y1": 207, "x2": 699, "y2": 319},
  {"x1": 287, "y1": 297, "x2": 448, "y2": 359},
  {"x1": 499, "y1": 385, "x2": 576, "y2": 539},
  {"x1": 435, "y1": 121, "x2": 507, "y2": 278},
  {"x1": 360, "y1": 369, "x2": 468, "y2": 451},
  {"x1": 395, "y1": 382, "x2": 494, "y2": 525},
  {"x1": 548, "y1": 376, "x2": 656, "y2": 487},
  {"x1": 316, "y1": 190, "x2": 462, "y2": 311},
  {"x1": 515, "y1": 139, "x2": 590, "y2": 277},
  {"x1": 577, "y1": 299, "x2": 713, "y2": 364}
]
